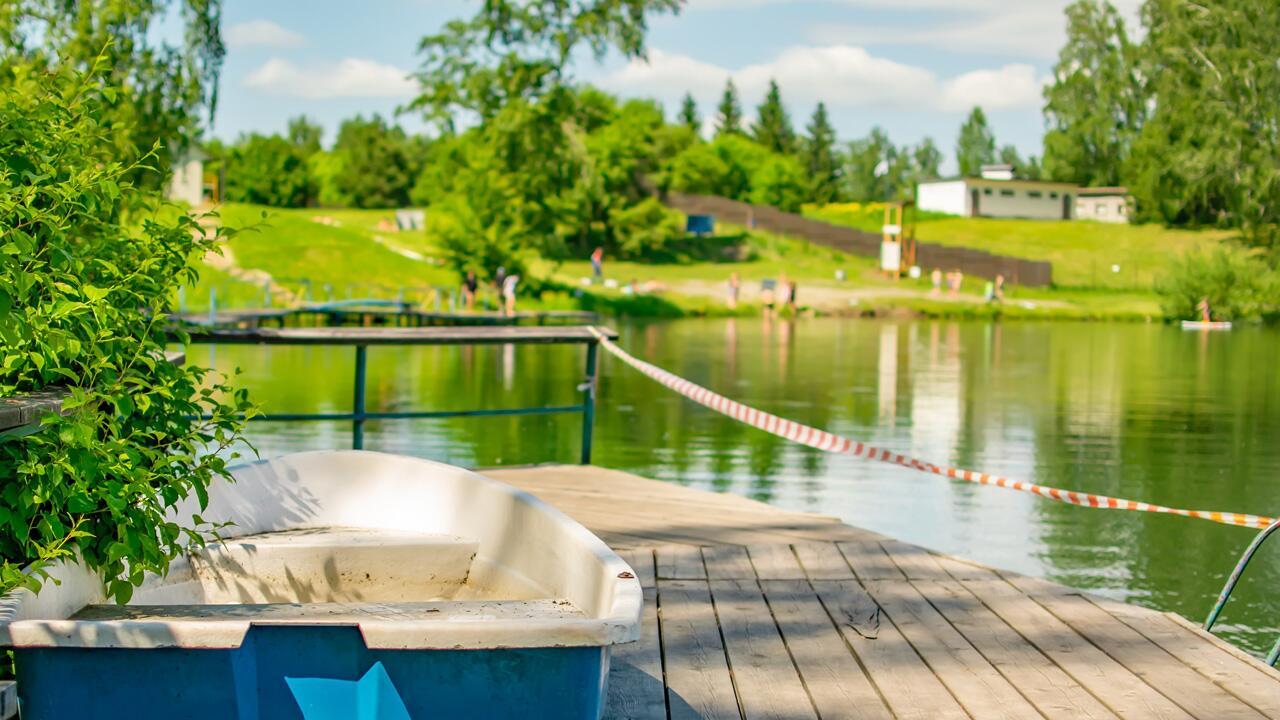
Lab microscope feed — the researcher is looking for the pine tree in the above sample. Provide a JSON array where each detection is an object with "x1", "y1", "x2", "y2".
[
  {"x1": 677, "y1": 93, "x2": 701, "y2": 133},
  {"x1": 714, "y1": 79, "x2": 743, "y2": 138},
  {"x1": 956, "y1": 107, "x2": 996, "y2": 177},
  {"x1": 912, "y1": 137, "x2": 942, "y2": 180},
  {"x1": 802, "y1": 102, "x2": 839, "y2": 204},
  {"x1": 752, "y1": 79, "x2": 795, "y2": 154}
]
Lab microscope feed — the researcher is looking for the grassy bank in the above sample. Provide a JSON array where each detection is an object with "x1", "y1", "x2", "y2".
[{"x1": 182, "y1": 203, "x2": 1185, "y2": 321}]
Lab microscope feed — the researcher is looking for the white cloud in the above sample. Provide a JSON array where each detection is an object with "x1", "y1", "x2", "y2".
[
  {"x1": 225, "y1": 20, "x2": 305, "y2": 49},
  {"x1": 244, "y1": 58, "x2": 417, "y2": 99},
  {"x1": 685, "y1": 0, "x2": 1144, "y2": 60},
  {"x1": 940, "y1": 64, "x2": 1044, "y2": 112},
  {"x1": 597, "y1": 46, "x2": 1043, "y2": 117}
]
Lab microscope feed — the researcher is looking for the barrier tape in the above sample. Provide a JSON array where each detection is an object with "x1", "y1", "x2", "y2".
[{"x1": 590, "y1": 329, "x2": 1275, "y2": 530}]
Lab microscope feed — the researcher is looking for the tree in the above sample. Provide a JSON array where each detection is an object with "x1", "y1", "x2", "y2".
[
  {"x1": 333, "y1": 115, "x2": 415, "y2": 209},
  {"x1": 751, "y1": 155, "x2": 808, "y2": 212},
  {"x1": 844, "y1": 127, "x2": 898, "y2": 201},
  {"x1": 802, "y1": 102, "x2": 840, "y2": 204},
  {"x1": 912, "y1": 137, "x2": 943, "y2": 180},
  {"x1": 752, "y1": 79, "x2": 794, "y2": 154},
  {"x1": 956, "y1": 107, "x2": 996, "y2": 177},
  {"x1": 1128, "y1": 0, "x2": 1280, "y2": 248},
  {"x1": 1041, "y1": 0, "x2": 1144, "y2": 186},
  {"x1": 0, "y1": 62, "x2": 250, "y2": 601},
  {"x1": 409, "y1": 0, "x2": 683, "y2": 273},
  {"x1": 999, "y1": 144, "x2": 1024, "y2": 172},
  {"x1": 678, "y1": 92, "x2": 701, "y2": 133},
  {"x1": 0, "y1": 1, "x2": 225, "y2": 188},
  {"x1": 223, "y1": 133, "x2": 313, "y2": 207},
  {"x1": 287, "y1": 116, "x2": 324, "y2": 156},
  {"x1": 715, "y1": 79, "x2": 744, "y2": 138}
]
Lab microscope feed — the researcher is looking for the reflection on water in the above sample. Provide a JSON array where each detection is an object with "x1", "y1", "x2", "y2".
[{"x1": 187, "y1": 317, "x2": 1280, "y2": 655}]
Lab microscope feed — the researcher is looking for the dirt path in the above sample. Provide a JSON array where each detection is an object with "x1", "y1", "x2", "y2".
[{"x1": 668, "y1": 279, "x2": 1072, "y2": 312}]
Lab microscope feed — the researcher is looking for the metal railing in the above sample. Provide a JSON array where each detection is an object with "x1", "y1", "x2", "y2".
[
  {"x1": 181, "y1": 325, "x2": 612, "y2": 464},
  {"x1": 1203, "y1": 518, "x2": 1280, "y2": 666}
]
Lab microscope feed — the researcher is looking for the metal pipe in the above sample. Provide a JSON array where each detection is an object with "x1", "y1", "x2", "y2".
[
  {"x1": 352, "y1": 345, "x2": 368, "y2": 450},
  {"x1": 580, "y1": 341, "x2": 599, "y2": 465},
  {"x1": 1204, "y1": 517, "x2": 1280, "y2": 665}
]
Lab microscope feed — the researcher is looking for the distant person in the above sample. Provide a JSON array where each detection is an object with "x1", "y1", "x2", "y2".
[
  {"x1": 462, "y1": 270, "x2": 478, "y2": 311},
  {"x1": 760, "y1": 278, "x2": 777, "y2": 315},
  {"x1": 948, "y1": 270, "x2": 963, "y2": 297},
  {"x1": 727, "y1": 272, "x2": 741, "y2": 309},
  {"x1": 494, "y1": 266, "x2": 506, "y2": 293},
  {"x1": 983, "y1": 280, "x2": 995, "y2": 303},
  {"x1": 787, "y1": 279, "x2": 798, "y2": 310},
  {"x1": 930, "y1": 269, "x2": 943, "y2": 296},
  {"x1": 777, "y1": 273, "x2": 791, "y2": 313},
  {"x1": 590, "y1": 247, "x2": 604, "y2": 283},
  {"x1": 1197, "y1": 296, "x2": 1212, "y2": 322},
  {"x1": 502, "y1": 273, "x2": 519, "y2": 316},
  {"x1": 994, "y1": 274, "x2": 1005, "y2": 303}
]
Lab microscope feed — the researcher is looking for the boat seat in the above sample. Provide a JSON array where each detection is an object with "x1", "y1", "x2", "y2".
[{"x1": 137, "y1": 527, "x2": 482, "y2": 605}]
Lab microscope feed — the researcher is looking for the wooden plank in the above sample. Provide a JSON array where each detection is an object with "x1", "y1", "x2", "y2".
[
  {"x1": 657, "y1": 545, "x2": 706, "y2": 580},
  {"x1": 658, "y1": 580, "x2": 741, "y2": 720},
  {"x1": 702, "y1": 545, "x2": 755, "y2": 580},
  {"x1": 606, "y1": 587, "x2": 666, "y2": 720},
  {"x1": 914, "y1": 579, "x2": 1116, "y2": 720},
  {"x1": 761, "y1": 580, "x2": 892, "y2": 720},
  {"x1": 864, "y1": 579, "x2": 1042, "y2": 719},
  {"x1": 837, "y1": 540, "x2": 906, "y2": 581},
  {"x1": 812, "y1": 580, "x2": 969, "y2": 719},
  {"x1": 746, "y1": 544, "x2": 806, "y2": 580},
  {"x1": 961, "y1": 579, "x2": 1194, "y2": 719},
  {"x1": 182, "y1": 325, "x2": 618, "y2": 346},
  {"x1": 710, "y1": 579, "x2": 818, "y2": 719},
  {"x1": 616, "y1": 548, "x2": 656, "y2": 589},
  {"x1": 0, "y1": 389, "x2": 66, "y2": 433},
  {"x1": 1099, "y1": 603, "x2": 1280, "y2": 717},
  {"x1": 879, "y1": 539, "x2": 951, "y2": 581},
  {"x1": 1016, "y1": 586, "x2": 1267, "y2": 719},
  {"x1": 791, "y1": 542, "x2": 856, "y2": 580}
]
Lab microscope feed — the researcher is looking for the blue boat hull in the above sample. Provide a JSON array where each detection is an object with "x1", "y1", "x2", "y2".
[{"x1": 16, "y1": 626, "x2": 610, "y2": 719}]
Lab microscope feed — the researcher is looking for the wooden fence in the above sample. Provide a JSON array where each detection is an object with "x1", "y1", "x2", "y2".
[{"x1": 664, "y1": 192, "x2": 1054, "y2": 288}]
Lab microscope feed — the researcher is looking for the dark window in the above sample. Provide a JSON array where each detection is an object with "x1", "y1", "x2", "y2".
[
  {"x1": 1028, "y1": 191, "x2": 1043, "y2": 198},
  {"x1": 983, "y1": 188, "x2": 993, "y2": 196},
  {"x1": 1000, "y1": 189, "x2": 1015, "y2": 197},
  {"x1": 1049, "y1": 192, "x2": 1059, "y2": 199}
]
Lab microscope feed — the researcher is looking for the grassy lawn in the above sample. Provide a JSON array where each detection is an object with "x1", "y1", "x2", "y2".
[
  {"x1": 182, "y1": 203, "x2": 1172, "y2": 320},
  {"x1": 806, "y1": 202, "x2": 1229, "y2": 290},
  {"x1": 211, "y1": 204, "x2": 456, "y2": 301}
]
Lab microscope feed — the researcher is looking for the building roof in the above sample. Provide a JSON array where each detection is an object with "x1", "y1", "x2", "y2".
[
  {"x1": 1076, "y1": 186, "x2": 1130, "y2": 197},
  {"x1": 917, "y1": 176, "x2": 1078, "y2": 189}
]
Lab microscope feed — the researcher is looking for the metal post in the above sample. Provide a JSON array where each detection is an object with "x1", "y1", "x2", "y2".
[
  {"x1": 352, "y1": 345, "x2": 368, "y2": 450},
  {"x1": 579, "y1": 341, "x2": 599, "y2": 465}
]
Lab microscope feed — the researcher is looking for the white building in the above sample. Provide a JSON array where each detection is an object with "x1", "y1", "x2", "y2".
[
  {"x1": 916, "y1": 165, "x2": 1078, "y2": 220},
  {"x1": 1075, "y1": 187, "x2": 1132, "y2": 223},
  {"x1": 166, "y1": 147, "x2": 206, "y2": 207}
]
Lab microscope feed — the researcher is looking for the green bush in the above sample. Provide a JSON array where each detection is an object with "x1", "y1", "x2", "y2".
[
  {"x1": 1155, "y1": 246, "x2": 1277, "y2": 321},
  {"x1": 0, "y1": 64, "x2": 252, "y2": 601},
  {"x1": 611, "y1": 198, "x2": 685, "y2": 260}
]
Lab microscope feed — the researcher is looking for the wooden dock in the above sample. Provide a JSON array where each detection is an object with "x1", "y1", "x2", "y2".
[
  {"x1": 177, "y1": 306, "x2": 598, "y2": 329},
  {"x1": 485, "y1": 465, "x2": 1280, "y2": 720}
]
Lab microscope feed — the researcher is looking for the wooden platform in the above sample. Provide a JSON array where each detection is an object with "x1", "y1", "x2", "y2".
[{"x1": 485, "y1": 465, "x2": 1280, "y2": 720}]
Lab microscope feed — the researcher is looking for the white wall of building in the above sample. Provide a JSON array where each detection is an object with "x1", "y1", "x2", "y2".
[
  {"x1": 918, "y1": 179, "x2": 1076, "y2": 220},
  {"x1": 167, "y1": 156, "x2": 205, "y2": 207},
  {"x1": 972, "y1": 180, "x2": 1073, "y2": 220},
  {"x1": 916, "y1": 180, "x2": 969, "y2": 216},
  {"x1": 1076, "y1": 196, "x2": 1130, "y2": 224}
]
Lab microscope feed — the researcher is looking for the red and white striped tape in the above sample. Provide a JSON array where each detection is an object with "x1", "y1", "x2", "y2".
[{"x1": 590, "y1": 329, "x2": 1275, "y2": 530}]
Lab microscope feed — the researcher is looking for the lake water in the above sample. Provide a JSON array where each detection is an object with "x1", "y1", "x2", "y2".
[{"x1": 187, "y1": 318, "x2": 1280, "y2": 656}]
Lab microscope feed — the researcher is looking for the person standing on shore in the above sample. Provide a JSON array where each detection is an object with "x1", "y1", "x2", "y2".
[
  {"x1": 502, "y1": 273, "x2": 520, "y2": 317},
  {"x1": 727, "y1": 272, "x2": 741, "y2": 309},
  {"x1": 462, "y1": 270, "x2": 478, "y2": 311},
  {"x1": 590, "y1": 247, "x2": 604, "y2": 283}
]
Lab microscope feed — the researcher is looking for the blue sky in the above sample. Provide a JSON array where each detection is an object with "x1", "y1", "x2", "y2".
[{"x1": 212, "y1": 0, "x2": 1141, "y2": 172}]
